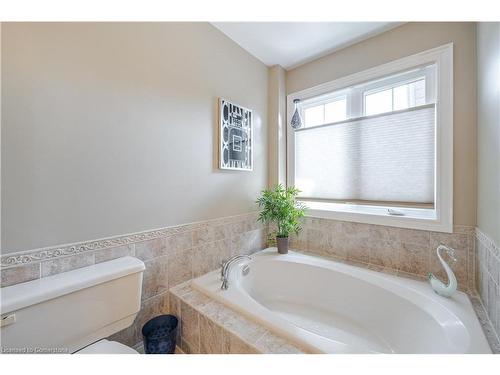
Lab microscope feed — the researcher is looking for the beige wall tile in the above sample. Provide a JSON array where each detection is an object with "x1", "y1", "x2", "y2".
[
  {"x1": 180, "y1": 300, "x2": 199, "y2": 347},
  {"x1": 289, "y1": 231, "x2": 307, "y2": 250},
  {"x1": 135, "y1": 239, "x2": 166, "y2": 261},
  {"x1": 182, "y1": 290, "x2": 212, "y2": 311},
  {"x1": 397, "y1": 228, "x2": 431, "y2": 247},
  {"x1": 430, "y1": 232, "x2": 469, "y2": 252},
  {"x1": 368, "y1": 225, "x2": 400, "y2": 242},
  {"x1": 142, "y1": 256, "x2": 169, "y2": 300},
  {"x1": 192, "y1": 239, "x2": 231, "y2": 278},
  {"x1": 1, "y1": 263, "x2": 40, "y2": 287},
  {"x1": 94, "y1": 244, "x2": 134, "y2": 263},
  {"x1": 41, "y1": 253, "x2": 94, "y2": 277},
  {"x1": 198, "y1": 301, "x2": 238, "y2": 327},
  {"x1": 167, "y1": 248, "x2": 193, "y2": 288},
  {"x1": 181, "y1": 338, "x2": 199, "y2": 354},
  {"x1": 231, "y1": 229, "x2": 266, "y2": 257},
  {"x1": 192, "y1": 225, "x2": 229, "y2": 247},
  {"x1": 344, "y1": 238, "x2": 370, "y2": 263},
  {"x1": 168, "y1": 293, "x2": 181, "y2": 318},
  {"x1": 253, "y1": 332, "x2": 303, "y2": 354},
  {"x1": 199, "y1": 315, "x2": 223, "y2": 353},
  {"x1": 222, "y1": 331, "x2": 259, "y2": 354},
  {"x1": 227, "y1": 220, "x2": 247, "y2": 237},
  {"x1": 223, "y1": 315, "x2": 268, "y2": 344},
  {"x1": 168, "y1": 293, "x2": 182, "y2": 343},
  {"x1": 306, "y1": 228, "x2": 332, "y2": 255},
  {"x1": 342, "y1": 222, "x2": 371, "y2": 239},
  {"x1": 399, "y1": 242, "x2": 430, "y2": 275},
  {"x1": 169, "y1": 281, "x2": 193, "y2": 298},
  {"x1": 369, "y1": 240, "x2": 400, "y2": 269},
  {"x1": 166, "y1": 232, "x2": 193, "y2": 254}
]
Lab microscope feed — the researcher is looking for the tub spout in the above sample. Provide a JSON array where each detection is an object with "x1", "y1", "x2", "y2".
[
  {"x1": 220, "y1": 255, "x2": 251, "y2": 290},
  {"x1": 428, "y1": 245, "x2": 457, "y2": 298}
]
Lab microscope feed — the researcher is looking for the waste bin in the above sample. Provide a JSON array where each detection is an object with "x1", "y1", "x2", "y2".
[{"x1": 142, "y1": 315, "x2": 178, "y2": 354}]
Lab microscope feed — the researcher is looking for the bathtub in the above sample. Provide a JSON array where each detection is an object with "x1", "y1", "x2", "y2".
[{"x1": 191, "y1": 248, "x2": 492, "y2": 354}]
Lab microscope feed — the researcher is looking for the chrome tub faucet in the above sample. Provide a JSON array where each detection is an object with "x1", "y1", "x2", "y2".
[{"x1": 220, "y1": 255, "x2": 252, "y2": 290}]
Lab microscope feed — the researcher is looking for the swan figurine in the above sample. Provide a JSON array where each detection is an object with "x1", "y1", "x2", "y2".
[{"x1": 428, "y1": 244, "x2": 458, "y2": 298}]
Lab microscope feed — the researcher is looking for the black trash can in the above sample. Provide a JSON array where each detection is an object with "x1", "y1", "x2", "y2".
[{"x1": 142, "y1": 315, "x2": 179, "y2": 354}]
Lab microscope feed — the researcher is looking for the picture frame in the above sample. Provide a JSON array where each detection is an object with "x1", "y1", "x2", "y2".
[{"x1": 218, "y1": 98, "x2": 253, "y2": 171}]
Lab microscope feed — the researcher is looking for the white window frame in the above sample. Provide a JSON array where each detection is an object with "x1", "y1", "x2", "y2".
[{"x1": 286, "y1": 43, "x2": 453, "y2": 233}]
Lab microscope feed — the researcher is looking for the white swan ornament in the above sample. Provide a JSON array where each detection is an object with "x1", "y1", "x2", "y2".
[{"x1": 428, "y1": 244, "x2": 458, "y2": 298}]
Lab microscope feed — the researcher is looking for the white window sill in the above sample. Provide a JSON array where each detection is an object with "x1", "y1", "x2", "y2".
[{"x1": 300, "y1": 200, "x2": 452, "y2": 233}]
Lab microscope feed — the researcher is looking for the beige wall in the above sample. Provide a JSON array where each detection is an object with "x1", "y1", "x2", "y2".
[
  {"x1": 1, "y1": 23, "x2": 268, "y2": 253},
  {"x1": 476, "y1": 22, "x2": 500, "y2": 245},
  {"x1": 267, "y1": 65, "x2": 286, "y2": 188},
  {"x1": 286, "y1": 22, "x2": 477, "y2": 226}
]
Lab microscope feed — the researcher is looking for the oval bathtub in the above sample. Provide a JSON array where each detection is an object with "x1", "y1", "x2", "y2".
[{"x1": 191, "y1": 249, "x2": 491, "y2": 354}]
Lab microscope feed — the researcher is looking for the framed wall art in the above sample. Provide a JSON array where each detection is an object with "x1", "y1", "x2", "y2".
[{"x1": 218, "y1": 98, "x2": 253, "y2": 171}]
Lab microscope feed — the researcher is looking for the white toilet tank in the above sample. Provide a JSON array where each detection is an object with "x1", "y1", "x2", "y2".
[{"x1": 0, "y1": 256, "x2": 145, "y2": 354}]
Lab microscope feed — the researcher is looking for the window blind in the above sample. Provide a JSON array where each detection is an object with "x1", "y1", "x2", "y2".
[{"x1": 295, "y1": 105, "x2": 435, "y2": 204}]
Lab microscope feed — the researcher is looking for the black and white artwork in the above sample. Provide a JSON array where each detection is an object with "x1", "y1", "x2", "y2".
[{"x1": 219, "y1": 98, "x2": 253, "y2": 171}]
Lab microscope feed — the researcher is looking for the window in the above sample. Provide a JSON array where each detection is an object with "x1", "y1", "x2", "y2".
[
  {"x1": 364, "y1": 78, "x2": 426, "y2": 115},
  {"x1": 303, "y1": 96, "x2": 347, "y2": 127},
  {"x1": 287, "y1": 44, "x2": 453, "y2": 232}
]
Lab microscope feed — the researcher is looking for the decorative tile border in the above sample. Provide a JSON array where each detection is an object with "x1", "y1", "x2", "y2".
[{"x1": 0, "y1": 212, "x2": 260, "y2": 269}]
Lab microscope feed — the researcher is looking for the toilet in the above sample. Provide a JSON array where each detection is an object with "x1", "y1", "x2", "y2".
[{"x1": 0, "y1": 256, "x2": 145, "y2": 354}]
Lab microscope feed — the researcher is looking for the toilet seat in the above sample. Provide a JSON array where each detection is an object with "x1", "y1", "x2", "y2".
[{"x1": 76, "y1": 339, "x2": 139, "y2": 354}]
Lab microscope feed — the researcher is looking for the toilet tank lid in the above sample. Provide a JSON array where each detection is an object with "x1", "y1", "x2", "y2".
[{"x1": 1, "y1": 256, "x2": 145, "y2": 314}]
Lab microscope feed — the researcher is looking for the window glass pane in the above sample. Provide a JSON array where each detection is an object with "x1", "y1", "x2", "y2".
[
  {"x1": 365, "y1": 89, "x2": 392, "y2": 116},
  {"x1": 393, "y1": 85, "x2": 409, "y2": 111},
  {"x1": 304, "y1": 105, "x2": 324, "y2": 127},
  {"x1": 325, "y1": 98, "x2": 347, "y2": 123},
  {"x1": 409, "y1": 79, "x2": 426, "y2": 106}
]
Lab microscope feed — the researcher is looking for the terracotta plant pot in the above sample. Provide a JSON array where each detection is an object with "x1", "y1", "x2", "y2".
[{"x1": 276, "y1": 236, "x2": 289, "y2": 254}]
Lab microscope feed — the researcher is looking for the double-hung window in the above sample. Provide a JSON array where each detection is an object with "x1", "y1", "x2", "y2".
[{"x1": 287, "y1": 44, "x2": 453, "y2": 232}]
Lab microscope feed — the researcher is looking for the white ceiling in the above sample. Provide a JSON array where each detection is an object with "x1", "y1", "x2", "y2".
[{"x1": 211, "y1": 22, "x2": 402, "y2": 70}]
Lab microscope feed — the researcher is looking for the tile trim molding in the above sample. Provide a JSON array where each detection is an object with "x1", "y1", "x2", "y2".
[{"x1": 1, "y1": 212, "x2": 259, "y2": 269}]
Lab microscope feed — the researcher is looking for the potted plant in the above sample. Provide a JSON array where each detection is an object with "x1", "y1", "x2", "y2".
[{"x1": 256, "y1": 184, "x2": 306, "y2": 254}]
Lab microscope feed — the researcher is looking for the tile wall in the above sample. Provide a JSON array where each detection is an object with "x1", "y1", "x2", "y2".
[
  {"x1": 475, "y1": 229, "x2": 500, "y2": 351},
  {"x1": 0, "y1": 212, "x2": 266, "y2": 349},
  {"x1": 2, "y1": 211, "x2": 497, "y2": 353},
  {"x1": 287, "y1": 217, "x2": 476, "y2": 291}
]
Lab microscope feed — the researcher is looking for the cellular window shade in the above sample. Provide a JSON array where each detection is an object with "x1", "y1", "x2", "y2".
[{"x1": 295, "y1": 105, "x2": 435, "y2": 204}]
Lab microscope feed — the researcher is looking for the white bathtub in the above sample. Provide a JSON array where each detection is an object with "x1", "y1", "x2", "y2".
[{"x1": 192, "y1": 249, "x2": 491, "y2": 354}]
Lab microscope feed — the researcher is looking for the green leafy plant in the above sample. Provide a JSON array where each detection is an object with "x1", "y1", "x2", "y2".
[{"x1": 256, "y1": 184, "x2": 306, "y2": 238}]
